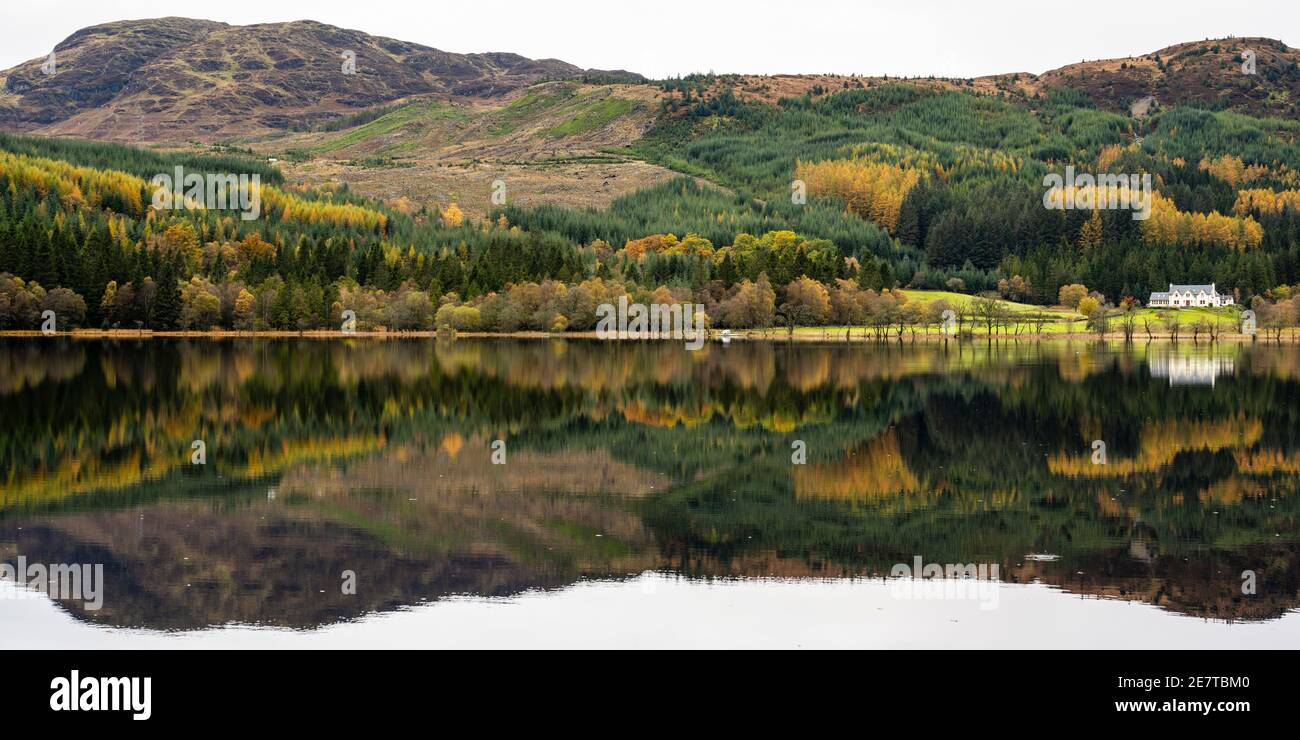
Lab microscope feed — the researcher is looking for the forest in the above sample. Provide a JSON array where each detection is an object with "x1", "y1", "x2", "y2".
[{"x1": 1, "y1": 80, "x2": 1300, "y2": 332}]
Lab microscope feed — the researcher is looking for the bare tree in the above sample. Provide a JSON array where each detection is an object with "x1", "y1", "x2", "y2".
[
  {"x1": 1207, "y1": 316, "x2": 1222, "y2": 343},
  {"x1": 1030, "y1": 312, "x2": 1052, "y2": 336},
  {"x1": 1120, "y1": 310, "x2": 1138, "y2": 343},
  {"x1": 1192, "y1": 319, "x2": 1210, "y2": 343},
  {"x1": 1088, "y1": 305, "x2": 1113, "y2": 338},
  {"x1": 973, "y1": 295, "x2": 1002, "y2": 337},
  {"x1": 1161, "y1": 312, "x2": 1180, "y2": 343}
]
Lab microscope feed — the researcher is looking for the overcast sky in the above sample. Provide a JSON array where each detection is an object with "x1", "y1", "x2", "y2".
[{"x1": 1, "y1": 0, "x2": 1294, "y2": 79}]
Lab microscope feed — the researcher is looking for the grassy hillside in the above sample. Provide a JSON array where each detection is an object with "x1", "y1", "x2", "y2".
[
  {"x1": 252, "y1": 82, "x2": 671, "y2": 221},
  {"x1": 281, "y1": 83, "x2": 655, "y2": 161},
  {"x1": 311, "y1": 100, "x2": 469, "y2": 155},
  {"x1": 899, "y1": 289, "x2": 1071, "y2": 315}
]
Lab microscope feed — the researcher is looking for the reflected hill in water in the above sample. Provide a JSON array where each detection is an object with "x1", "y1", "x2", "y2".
[{"x1": 1, "y1": 337, "x2": 1298, "y2": 629}]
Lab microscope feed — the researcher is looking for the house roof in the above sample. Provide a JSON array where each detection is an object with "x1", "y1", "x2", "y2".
[
  {"x1": 1169, "y1": 284, "x2": 1216, "y2": 294},
  {"x1": 1150, "y1": 292, "x2": 1170, "y2": 299}
]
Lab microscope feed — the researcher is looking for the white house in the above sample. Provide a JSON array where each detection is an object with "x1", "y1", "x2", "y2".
[{"x1": 1148, "y1": 283, "x2": 1234, "y2": 309}]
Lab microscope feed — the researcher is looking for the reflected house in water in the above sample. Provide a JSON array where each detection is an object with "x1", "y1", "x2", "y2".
[{"x1": 1148, "y1": 351, "x2": 1235, "y2": 386}]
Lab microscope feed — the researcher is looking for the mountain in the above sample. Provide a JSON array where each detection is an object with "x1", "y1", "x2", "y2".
[
  {"x1": 0, "y1": 17, "x2": 642, "y2": 141},
  {"x1": 1, "y1": 22, "x2": 1293, "y2": 145},
  {"x1": 1031, "y1": 37, "x2": 1299, "y2": 117}
]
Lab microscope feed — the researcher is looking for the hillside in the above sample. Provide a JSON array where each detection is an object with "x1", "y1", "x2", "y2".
[
  {"x1": 263, "y1": 81, "x2": 694, "y2": 220},
  {"x1": 682, "y1": 37, "x2": 1298, "y2": 119},
  {"x1": 1035, "y1": 37, "x2": 1299, "y2": 117},
  {"x1": 247, "y1": 36, "x2": 1299, "y2": 239},
  {"x1": 284, "y1": 82, "x2": 661, "y2": 160},
  {"x1": 2, "y1": 22, "x2": 1300, "y2": 338},
  {"x1": 0, "y1": 17, "x2": 641, "y2": 141},
  {"x1": 3, "y1": 21, "x2": 1293, "y2": 147}
]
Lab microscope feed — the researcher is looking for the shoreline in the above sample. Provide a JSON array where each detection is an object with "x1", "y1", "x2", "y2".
[{"x1": 1, "y1": 328, "x2": 1295, "y2": 343}]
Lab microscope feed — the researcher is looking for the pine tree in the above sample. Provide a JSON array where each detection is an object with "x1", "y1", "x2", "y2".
[
  {"x1": 80, "y1": 227, "x2": 111, "y2": 320},
  {"x1": 150, "y1": 254, "x2": 182, "y2": 330},
  {"x1": 29, "y1": 235, "x2": 58, "y2": 288},
  {"x1": 895, "y1": 187, "x2": 923, "y2": 246},
  {"x1": 209, "y1": 248, "x2": 226, "y2": 281},
  {"x1": 717, "y1": 251, "x2": 738, "y2": 285},
  {"x1": 879, "y1": 260, "x2": 896, "y2": 290},
  {"x1": 857, "y1": 256, "x2": 883, "y2": 291},
  {"x1": 1078, "y1": 209, "x2": 1103, "y2": 252}
]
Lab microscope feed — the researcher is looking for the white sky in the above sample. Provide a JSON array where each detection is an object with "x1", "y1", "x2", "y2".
[{"x1": 0, "y1": 0, "x2": 1295, "y2": 79}]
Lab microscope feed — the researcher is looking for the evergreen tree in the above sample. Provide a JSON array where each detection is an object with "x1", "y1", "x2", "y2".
[{"x1": 151, "y1": 255, "x2": 182, "y2": 330}]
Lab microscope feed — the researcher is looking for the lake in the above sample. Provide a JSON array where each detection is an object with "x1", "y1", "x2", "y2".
[{"x1": 2, "y1": 337, "x2": 1299, "y2": 648}]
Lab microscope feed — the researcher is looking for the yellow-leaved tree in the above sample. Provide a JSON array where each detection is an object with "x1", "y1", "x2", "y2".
[{"x1": 441, "y1": 203, "x2": 465, "y2": 228}]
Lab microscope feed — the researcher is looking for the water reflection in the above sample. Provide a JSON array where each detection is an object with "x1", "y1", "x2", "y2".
[
  {"x1": 1, "y1": 337, "x2": 1298, "y2": 632},
  {"x1": 1148, "y1": 348, "x2": 1236, "y2": 386}
]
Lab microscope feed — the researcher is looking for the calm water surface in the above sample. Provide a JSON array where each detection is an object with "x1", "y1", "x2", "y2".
[{"x1": 2, "y1": 337, "x2": 1299, "y2": 648}]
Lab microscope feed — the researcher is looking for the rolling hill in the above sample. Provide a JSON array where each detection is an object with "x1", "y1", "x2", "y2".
[
  {"x1": 673, "y1": 37, "x2": 1298, "y2": 119},
  {"x1": 0, "y1": 17, "x2": 641, "y2": 141},
  {"x1": 269, "y1": 81, "x2": 687, "y2": 220},
  {"x1": 1034, "y1": 37, "x2": 1298, "y2": 117}
]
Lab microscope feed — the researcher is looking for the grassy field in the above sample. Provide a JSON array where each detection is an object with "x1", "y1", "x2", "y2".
[
  {"x1": 488, "y1": 85, "x2": 579, "y2": 136},
  {"x1": 313, "y1": 100, "x2": 467, "y2": 154},
  {"x1": 776, "y1": 291, "x2": 1247, "y2": 337},
  {"x1": 540, "y1": 95, "x2": 639, "y2": 137},
  {"x1": 297, "y1": 84, "x2": 647, "y2": 158},
  {"x1": 898, "y1": 290, "x2": 1073, "y2": 316},
  {"x1": 486, "y1": 84, "x2": 643, "y2": 139},
  {"x1": 902, "y1": 290, "x2": 1241, "y2": 324}
]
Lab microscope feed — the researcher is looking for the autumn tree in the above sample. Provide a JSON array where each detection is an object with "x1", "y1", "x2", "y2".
[
  {"x1": 714, "y1": 275, "x2": 776, "y2": 328},
  {"x1": 1077, "y1": 209, "x2": 1103, "y2": 252},
  {"x1": 1059, "y1": 284, "x2": 1089, "y2": 309},
  {"x1": 441, "y1": 203, "x2": 465, "y2": 229},
  {"x1": 780, "y1": 276, "x2": 831, "y2": 329}
]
